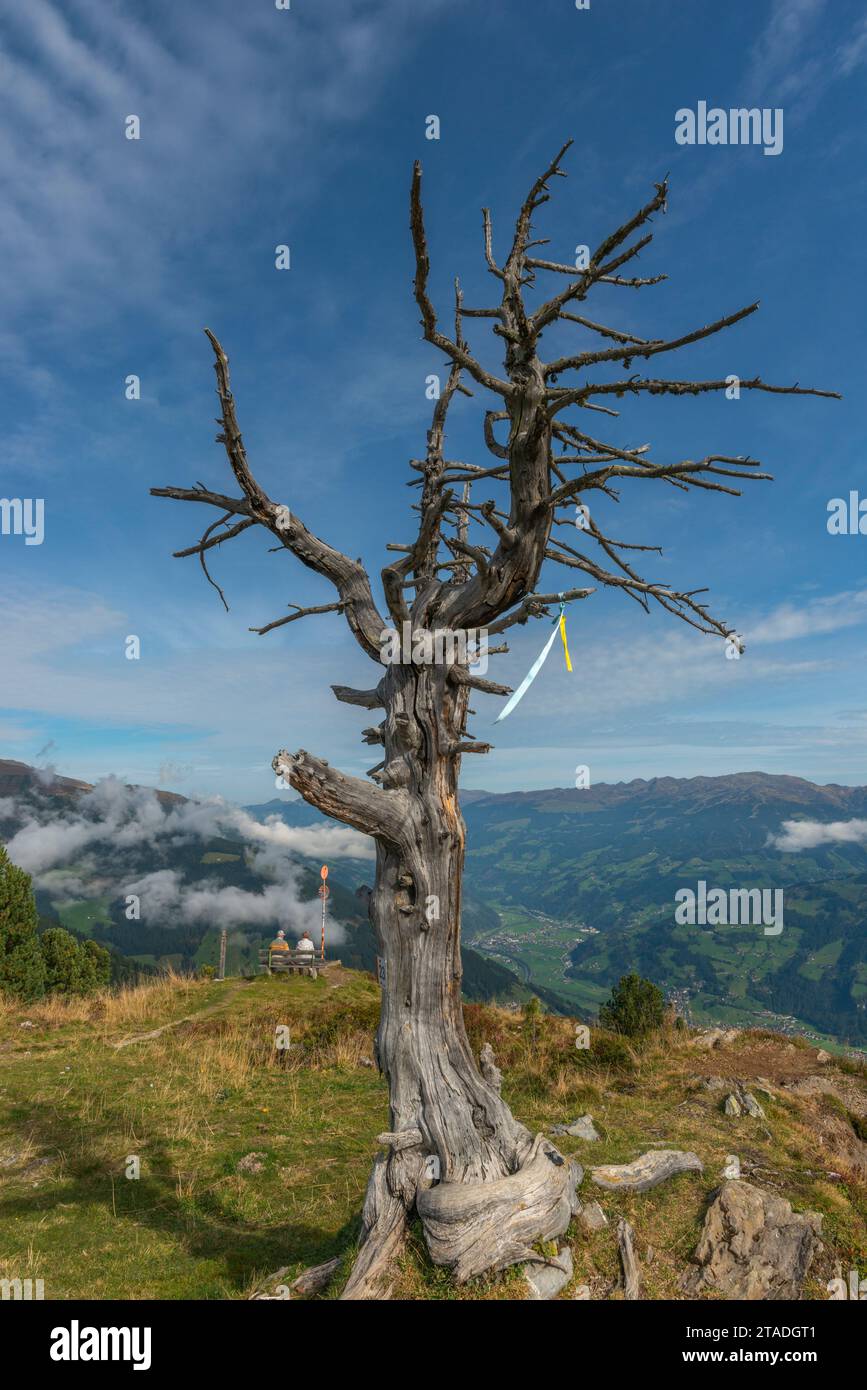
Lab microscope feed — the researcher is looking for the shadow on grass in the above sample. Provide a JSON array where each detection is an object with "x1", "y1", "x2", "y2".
[{"x1": 0, "y1": 1097, "x2": 363, "y2": 1298}]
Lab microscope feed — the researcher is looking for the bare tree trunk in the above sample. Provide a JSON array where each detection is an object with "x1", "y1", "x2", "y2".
[{"x1": 336, "y1": 659, "x2": 578, "y2": 1296}]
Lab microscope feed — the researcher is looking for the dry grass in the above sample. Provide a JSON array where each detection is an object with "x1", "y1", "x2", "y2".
[{"x1": 0, "y1": 967, "x2": 204, "y2": 1034}]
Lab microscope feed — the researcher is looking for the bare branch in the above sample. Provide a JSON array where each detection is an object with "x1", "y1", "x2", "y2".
[
  {"x1": 531, "y1": 180, "x2": 669, "y2": 331},
  {"x1": 551, "y1": 373, "x2": 841, "y2": 414},
  {"x1": 172, "y1": 515, "x2": 256, "y2": 558},
  {"x1": 486, "y1": 587, "x2": 594, "y2": 637},
  {"x1": 273, "y1": 749, "x2": 411, "y2": 847},
  {"x1": 550, "y1": 455, "x2": 770, "y2": 506},
  {"x1": 545, "y1": 302, "x2": 760, "y2": 377},
  {"x1": 332, "y1": 685, "x2": 385, "y2": 709},
  {"x1": 151, "y1": 332, "x2": 387, "y2": 661},
  {"x1": 447, "y1": 667, "x2": 513, "y2": 697},
  {"x1": 544, "y1": 543, "x2": 737, "y2": 640},
  {"x1": 411, "y1": 164, "x2": 512, "y2": 397},
  {"x1": 250, "y1": 601, "x2": 344, "y2": 637}
]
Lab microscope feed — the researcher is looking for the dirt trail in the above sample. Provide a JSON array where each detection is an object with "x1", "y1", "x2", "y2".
[
  {"x1": 111, "y1": 978, "x2": 252, "y2": 1049},
  {"x1": 110, "y1": 964, "x2": 348, "y2": 1049}
]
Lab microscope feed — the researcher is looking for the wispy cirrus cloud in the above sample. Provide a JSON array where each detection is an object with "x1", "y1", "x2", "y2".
[
  {"x1": 746, "y1": 589, "x2": 867, "y2": 644},
  {"x1": 0, "y1": 0, "x2": 455, "y2": 360}
]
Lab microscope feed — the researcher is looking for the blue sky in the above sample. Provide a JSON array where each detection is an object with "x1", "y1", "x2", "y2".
[{"x1": 2, "y1": 0, "x2": 867, "y2": 802}]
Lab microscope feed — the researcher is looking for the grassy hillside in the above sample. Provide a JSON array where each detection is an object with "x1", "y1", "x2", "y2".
[
  {"x1": 1, "y1": 968, "x2": 864, "y2": 1300},
  {"x1": 459, "y1": 775, "x2": 867, "y2": 1043}
]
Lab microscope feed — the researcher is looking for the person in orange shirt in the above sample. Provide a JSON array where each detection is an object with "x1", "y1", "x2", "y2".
[{"x1": 268, "y1": 928, "x2": 290, "y2": 967}]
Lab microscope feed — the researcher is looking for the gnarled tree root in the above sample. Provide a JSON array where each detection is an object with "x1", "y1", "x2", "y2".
[
  {"x1": 416, "y1": 1134, "x2": 581, "y2": 1283},
  {"x1": 340, "y1": 1152, "x2": 410, "y2": 1300},
  {"x1": 341, "y1": 1134, "x2": 580, "y2": 1297}
]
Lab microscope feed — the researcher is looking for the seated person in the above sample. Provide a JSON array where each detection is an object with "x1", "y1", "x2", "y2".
[
  {"x1": 296, "y1": 931, "x2": 316, "y2": 958},
  {"x1": 268, "y1": 929, "x2": 290, "y2": 963}
]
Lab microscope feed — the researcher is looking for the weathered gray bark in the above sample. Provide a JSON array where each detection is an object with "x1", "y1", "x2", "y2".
[
  {"x1": 277, "y1": 658, "x2": 576, "y2": 1295},
  {"x1": 591, "y1": 1149, "x2": 703, "y2": 1192},
  {"x1": 617, "y1": 1218, "x2": 642, "y2": 1300}
]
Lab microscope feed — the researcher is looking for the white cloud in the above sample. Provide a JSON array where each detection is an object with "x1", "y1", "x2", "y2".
[
  {"x1": 5, "y1": 776, "x2": 371, "y2": 876},
  {"x1": 747, "y1": 590, "x2": 867, "y2": 645},
  {"x1": 123, "y1": 866, "x2": 341, "y2": 940},
  {"x1": 3, "y1": 774, "x2": 369, "y2": 939},
  {"x1": 770, "y1": 817, "x2": 867, "y2": 851}
]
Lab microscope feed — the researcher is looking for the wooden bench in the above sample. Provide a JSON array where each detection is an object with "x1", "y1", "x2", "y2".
[{"x1": 258, "y1": 948, "x2": 321, "y2": 979}]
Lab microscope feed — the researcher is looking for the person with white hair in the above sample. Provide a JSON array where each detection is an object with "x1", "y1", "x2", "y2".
[{"x1": 296, "y1": 930, "x2": 316, "y2": 959}]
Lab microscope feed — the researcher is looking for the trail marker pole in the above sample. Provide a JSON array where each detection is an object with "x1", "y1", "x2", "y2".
[
  {"x1": 217, "y1": 928, "x2": 227, "y2": 981},
  {"x1": 319, "y1": 864, "x2": 329, "y2": 960}
]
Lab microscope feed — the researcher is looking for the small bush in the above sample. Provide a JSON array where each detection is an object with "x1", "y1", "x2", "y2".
[{"x1": 599, "y1": 973, "x2": 665, "y2": 1039}]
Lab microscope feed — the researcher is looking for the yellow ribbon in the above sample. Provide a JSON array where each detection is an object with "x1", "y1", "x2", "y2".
[{"x1": 559, "y1": 610, "x2": 572, "y2": 671}]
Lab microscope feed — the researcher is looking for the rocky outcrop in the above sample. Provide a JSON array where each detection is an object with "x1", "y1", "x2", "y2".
[
  {"x1": 681, "y1": 1180, "x2": 823, "y2": 1300},
  {"x1": 723, "y1": 1085, "x2": 765, "y2": 1118}
]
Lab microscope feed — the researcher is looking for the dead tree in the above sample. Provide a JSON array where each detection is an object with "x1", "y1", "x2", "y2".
[{"x1": 151, "y1": 142, "x2": 837, "y2": 1297}]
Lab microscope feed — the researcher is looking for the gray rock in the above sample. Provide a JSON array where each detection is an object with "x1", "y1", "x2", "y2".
[
  {"x1": 681, "y1": 1180, "x2": 823, "y2": 1300},
  {"x1": 689, "y1": 1027, "x2": 739, "y2": 1050},
  {"x1": 577, "y1": 1200, "x2": 608, "y2": 1232},
  {"x1": 740, "y1": 1090, "x2": 765, "y2": 1119},
  {"x1": 724, "y1": 1093, "x2": 742, "y2": 1116},
  {"x1": 524, "y1": 1246, "x2": 573, "y2": 1301},
  {"x1": 550, "y1": 1114, "x2": 600, "y2": 1141}
]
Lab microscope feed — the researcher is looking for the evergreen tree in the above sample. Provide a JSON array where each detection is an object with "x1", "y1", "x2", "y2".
[
  {"x1": 599, "y1": 972, "x2": 665, "y2": 1038},
  {"x1": 0, "y1": 844, "x2": 46, "y2": 1000},
  {"x1": 80, "y1": 938, "x2": 111, "y2": 991},
  {"x1": 40, "y1": 928, "x2": 110, "y2": 995}
]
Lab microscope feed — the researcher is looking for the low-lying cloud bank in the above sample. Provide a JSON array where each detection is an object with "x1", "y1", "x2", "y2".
[
  {"x1": 1, "y1": 776, "x2": 372, "y2": 937},
  {"x1": 770, "y1": 818, "x2": 867, "y2": 852}
]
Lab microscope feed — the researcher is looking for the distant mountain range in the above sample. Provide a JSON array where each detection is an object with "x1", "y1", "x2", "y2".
[
  {"x1": 0, "y1": 760, "x2": 562, "y2": 1011},
  {"x1": 252, "y1": 773, "x2": 867, "y2": 1045},
  {"x1": 4, "y1": 760, "x2": 867, "y2": 1041}
]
